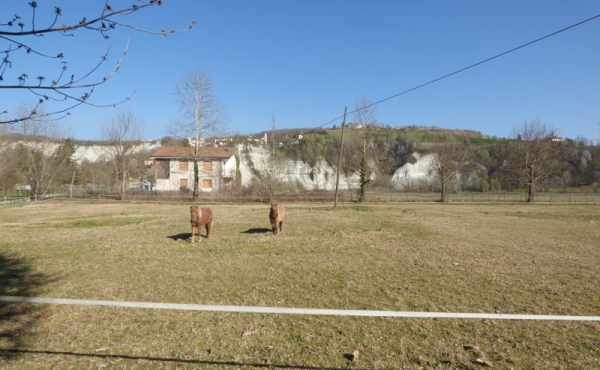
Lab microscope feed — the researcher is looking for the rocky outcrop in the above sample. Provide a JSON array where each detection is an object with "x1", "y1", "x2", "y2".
[
  {"x1": 238, "y1": 144, "x2": 359, "y2": 191},
  {"x1": 390, "y1": 152, "x2": 436, "y2": 190},
  {"x1": 238, "y1": 144, "x2": 438, "y2": 191}
]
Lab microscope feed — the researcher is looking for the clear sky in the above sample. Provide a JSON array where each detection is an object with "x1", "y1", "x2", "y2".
[{"x1": 3, "y1": 1, "x2": 600, "y2": 142}]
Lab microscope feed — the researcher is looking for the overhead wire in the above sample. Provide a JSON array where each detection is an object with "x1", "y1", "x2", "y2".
[{"x1": 308, "y1": 13, "x2": 600, "y2": 133}]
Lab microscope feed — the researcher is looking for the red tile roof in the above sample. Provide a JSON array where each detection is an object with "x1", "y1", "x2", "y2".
[{"x1": 150, "y1": 146, "x2": 237, "y2": 159}]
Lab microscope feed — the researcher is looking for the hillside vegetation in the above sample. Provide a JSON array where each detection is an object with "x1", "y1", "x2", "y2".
[
  {"x1": 2, "y1": 125, "x2": 599, "y2": 199},
  {"x1": 260, "y1": 125, "x2": 599, "y2": 194}
]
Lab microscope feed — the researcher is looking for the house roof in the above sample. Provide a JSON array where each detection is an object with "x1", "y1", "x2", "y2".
[{"x1": 150, "y1": 146, "x2": 237, "y2": 160}]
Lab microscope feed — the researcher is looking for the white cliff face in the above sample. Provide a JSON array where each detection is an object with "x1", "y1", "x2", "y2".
[
  {"x1": 3, "y1": 140, "x2": 162, "y2": 164},
  {"x1": 73, "y1": 141, "x2": 161, "y2": 163},
  {"x1": 238, "y1": 144, "x2": 438, "y2": 191},
  {"x1": 7, "y1": 138, "x2": 435, "y2": 190},
  {"x1": 390, "y1": 152, "x2": 436, "y2": 190},
  {"x1": 237, "y1": 144, "x2": 359, "y2": 191},
  {"x1": 281, "y1": 159, "x2": 360, "y2": 191}
]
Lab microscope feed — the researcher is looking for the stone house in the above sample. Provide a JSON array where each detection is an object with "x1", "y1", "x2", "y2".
[{"x1": 149, "y1": 146, "x2": 237, "y2": 192}]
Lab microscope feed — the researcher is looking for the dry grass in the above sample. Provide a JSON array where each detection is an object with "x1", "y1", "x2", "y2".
[{"x1": 1, "y1": 201, "x2": 599, "y2": 369}]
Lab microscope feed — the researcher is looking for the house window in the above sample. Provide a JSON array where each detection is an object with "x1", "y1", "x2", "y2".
[
  {"x1": 179, "y1": 161, "x2": 188, "y2": 170},
  {"x1": 156, "y1": 160, "x2": 170, "y2": 179},
  {"x1": 202, "y1": 179, "x2": 212, "y2": 189},
  {"x1": 180, "y1": 179, "x2": 188, "y2": 188},
  {"x1": 203, "y1": 161, "x2": 213, "y2": 171}
]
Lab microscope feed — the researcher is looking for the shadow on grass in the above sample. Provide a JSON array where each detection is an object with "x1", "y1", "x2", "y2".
[
  {"x1": 167, "y1": 233, "x2": 212, "y2": 241},
  {"x1": 167, "y1": 233, "x2": 192, "y2": 241},
  {"x1": 241, "y1": 228, "x2": 271, "y2": 234},
  {"x1": 0, "y1": 252, "x2": 52, "y2": 360},
  {"x1": 0, "y1": 348, "x2": 362, "y2": 369}
]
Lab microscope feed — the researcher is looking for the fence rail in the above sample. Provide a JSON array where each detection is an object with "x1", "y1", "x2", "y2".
[
  {"x1": 1, "y1": 195, "x2": 29, "y2": 206},
  {"x1": 29, "y1": 188, "x2": 600, "y2": 205},
  {"x1": 2, "y1": 295, "x2": 599, "y2": 321}
]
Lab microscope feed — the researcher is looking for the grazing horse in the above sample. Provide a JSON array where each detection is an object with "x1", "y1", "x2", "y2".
[
  {"x1": 269, "y1": 203, "x2": 285, "y2": 235},
  {"x1": 190, "y1": 205, "x2": 213, "y2": 242}
]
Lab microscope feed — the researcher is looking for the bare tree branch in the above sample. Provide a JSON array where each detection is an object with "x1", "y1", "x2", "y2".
[
  {"x1": 503, "y1": 120, "x2": 559, "y2": 202},
  {"x1": 6, "y1": 102, "x2": 73, "y2": 200},
  {"x1": 429, "y1": 139, "x2": 472, "y2": 202},
  {"x1": 169, "y1": 67, "x2": 227, "y2": 200},
  {"x1": 99, "y1": 108, "x2": 145, "y2": 199},
  {"x1": 351, "y1": 95, "x2": 377, "y2": 202},
  {"x1": 1, "y1": 1, "x2": 195, "y2": 124}
]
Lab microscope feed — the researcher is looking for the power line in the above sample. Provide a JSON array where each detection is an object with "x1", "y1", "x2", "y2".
[{"x1": 314, "y1": 13, "x2": 600, "y2": 131}]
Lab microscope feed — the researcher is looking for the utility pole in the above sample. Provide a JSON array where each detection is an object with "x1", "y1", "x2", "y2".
[{"x1": 334, "y1": 107, "x2": 347, "y2": 208}]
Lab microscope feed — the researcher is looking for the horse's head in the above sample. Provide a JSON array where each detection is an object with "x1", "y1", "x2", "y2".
[
  {"x1": 270, "y1": 203, "x2": 278, "y2": 218},
  {"x1": 190, "y1": 205, "x2": 200, "y2": 222}
]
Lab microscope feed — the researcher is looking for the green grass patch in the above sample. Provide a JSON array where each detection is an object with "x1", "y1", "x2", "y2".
[{"x1": 56, "y1": 216, "x2": 152, "y2": 228}]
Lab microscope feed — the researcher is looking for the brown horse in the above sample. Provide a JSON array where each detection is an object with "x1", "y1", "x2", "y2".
[
  {"x1": 269, "y1": 203, "x2": 285, "y2": 235},
  {"x1": 190, "y1": 205, "x2": 213, "y2": 242}
]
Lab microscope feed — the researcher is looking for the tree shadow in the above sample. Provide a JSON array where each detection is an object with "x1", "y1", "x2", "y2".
[
  {"x1": 0, "y1": 252, "x2": 52, "y2": 359},
  {"x1": 0, "y1": 348, "x2": 362, "y2": 369},
  {"x1": 241, "y1": 228, "x2": 271, "y2": 234}
]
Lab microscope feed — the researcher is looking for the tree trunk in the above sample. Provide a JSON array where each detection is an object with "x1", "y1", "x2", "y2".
[
  {"x1": 527, "y1": 165, "x2": 534, "y2": 202},
  {"x1": 69, "y1": 168, "x2": 76, "y2": 199},
  {"x1": 441, "y1": 181, "x2": 447, "y2": 202},
  {"x1": 193, "y1": 144, "x2": 199, "y2": 200},
  {"x1": 358, "y1": 155, "x2": 367, "y2": 203},
  {"x1": 358, "y1": 138, "x2": 368, "y2": 203},
  {"x1": 527, "y1": 181, "x2": 534, "y2": 202}
]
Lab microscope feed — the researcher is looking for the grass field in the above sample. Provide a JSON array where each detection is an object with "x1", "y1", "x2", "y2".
[{"x1": 1, "y1": 201, "x2": 599, "y2": 369}]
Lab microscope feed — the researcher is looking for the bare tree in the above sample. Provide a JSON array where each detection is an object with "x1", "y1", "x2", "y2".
[
  {"x1": 253, "y1": 150, "x2": 288, "y2": 201},
  {"x1": 169, "y1": 67, "x2": 227, "y2": 200},
  {"x1": 10, "y1": 103, "x2": 72, "y2": 200},
  {"x1": 0, "y1": 1, "x2": 195, "y2": 124},
  {"x1": 99, "y1": 109, "x2": 145, "y2": 200},
  {"x1": 352, "y1": 95, "x2": 377, "y2": 202},
  {"x1": 0, "y1": 146, "x2": 23, "y2": 196},
  {"x1": 429, "y1": 139, "x2": 472, "y2": 202},
  {"x1": 0, "y1": 125, "x2": 22, "y2": 195},
  {"x1": 53, "y1": 138, "x2": 79, "y2": 197},
  {"x1": 503, "y1": 120, "x2": 559, "y2": 202}
]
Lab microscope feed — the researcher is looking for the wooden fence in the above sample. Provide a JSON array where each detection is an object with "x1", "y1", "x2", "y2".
[{"x1": 20, "y1": 187, "x2": 600, "y2": 205}]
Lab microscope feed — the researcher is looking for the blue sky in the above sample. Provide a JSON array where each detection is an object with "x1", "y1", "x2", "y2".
[{"x1": 3, "y1": 1, "x2": 600, "y2": 142}]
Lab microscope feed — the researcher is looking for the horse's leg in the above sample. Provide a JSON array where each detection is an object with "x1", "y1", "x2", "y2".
[
  {"x1": 207, "y1": 220, "x2": 212, "y2": 239},
  {"x1": 191, "y1": 224, "x2": 195, "y2": 242},
  {"x1": 279, "y1": 220, "x2": 283, "y2": 234}
]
